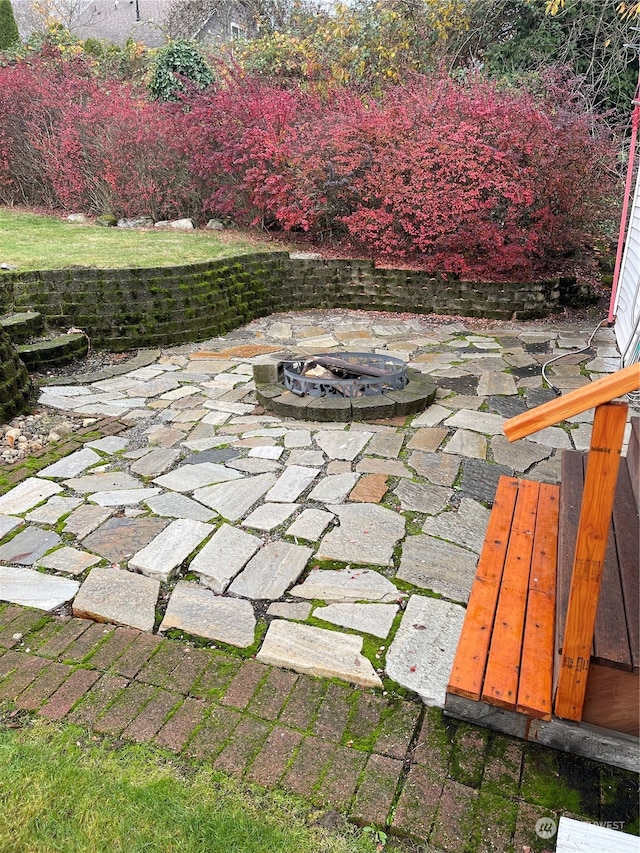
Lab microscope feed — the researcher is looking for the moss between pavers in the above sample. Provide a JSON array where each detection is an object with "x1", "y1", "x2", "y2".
[
  {"x1": 468, "y1": 790, "x2": 518, "y2": 853},
  {"x1": 270, "y1": 675, "x2": 324, "y2": 734},
  {"x1": 450, "y1": 723, "x2": 490, "y2": 788},
  {"x1": 480, "y1": 734, "x2": 524, "y2": 800},
  {"x1": 189, "y1": 652, "x2": 242, "y2": 703},
  {"x1": 520, "y1": 743, "x2": 592, "y2": 815}
]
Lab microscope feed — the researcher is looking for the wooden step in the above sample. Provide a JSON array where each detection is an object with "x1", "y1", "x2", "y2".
[
  {"x1": 16, "y1": 333, "x2": 88, "y2": 369},
  {"x1": 447, "y1": 476, "x2": 559, "y2": 721},
  {"x1": 1, "y1": 311, "x2": 43, "y2": 344}
]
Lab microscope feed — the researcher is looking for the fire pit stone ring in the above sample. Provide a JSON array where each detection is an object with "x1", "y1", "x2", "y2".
[{"x1": 253, "y1": 352, "x2": 436, "y2": 422}]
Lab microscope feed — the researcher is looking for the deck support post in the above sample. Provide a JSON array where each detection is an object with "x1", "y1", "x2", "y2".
[{"x1": 554, "y1": 401, "x2": 628, "y2": 721}]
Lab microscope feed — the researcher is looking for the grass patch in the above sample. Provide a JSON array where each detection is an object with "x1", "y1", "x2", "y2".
[
  {"x1": 0, "y1": 718, "x2": 377, "y2": 853},
  {"x1": 0, "y1": 208, "x2": 281, "y2": 273}
]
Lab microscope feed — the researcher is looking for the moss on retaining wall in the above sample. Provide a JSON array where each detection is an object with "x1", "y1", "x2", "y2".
[
  {"x1": 2, "y1": 254, "x2": 587, "y2": 352},
  {"x1": 0, "y1": 326, "x2": 33, "y2": 421}
]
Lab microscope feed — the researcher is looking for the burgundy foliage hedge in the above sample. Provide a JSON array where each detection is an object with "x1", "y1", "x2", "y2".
[
  {"x1": 0, "y1": 52, "x2": 196, "y2": 220},
  {"x1": 0, "y1": 52, "x2": 616, "y2": 279}
]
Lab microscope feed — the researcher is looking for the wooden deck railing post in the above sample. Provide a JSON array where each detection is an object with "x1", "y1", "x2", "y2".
[{"x1": 553, "y1": 401, "x2": 628, "y2": 721}]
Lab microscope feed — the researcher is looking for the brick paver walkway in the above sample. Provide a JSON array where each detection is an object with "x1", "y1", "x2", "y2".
[{"x1": 1, "y1": 603, "x2": 638, "y2": 852}]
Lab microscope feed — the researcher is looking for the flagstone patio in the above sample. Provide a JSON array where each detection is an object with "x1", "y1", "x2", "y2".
[{"x1": 0, "y1": 309, "x2": 635, "y2": 709}]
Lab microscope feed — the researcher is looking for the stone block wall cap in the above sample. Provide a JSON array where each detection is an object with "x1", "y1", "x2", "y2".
[{"x1": 289, "y1": 252, "x2": 324, "y2": 260}]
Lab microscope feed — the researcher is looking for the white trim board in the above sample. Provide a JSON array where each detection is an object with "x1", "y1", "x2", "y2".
[{"x1": 557, "y1": 816, "x2": 640, "y2": 852}]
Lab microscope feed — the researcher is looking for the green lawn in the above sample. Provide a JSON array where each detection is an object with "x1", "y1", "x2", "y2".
[
  {"x1": 0, "y1": 718, "x2": 378, "y2": 853},
  {"x1": 0, "y1": 209, "x2": 282, "y2": 272}
]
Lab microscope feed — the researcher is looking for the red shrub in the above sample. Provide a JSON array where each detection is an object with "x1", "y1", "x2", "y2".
[
  {"x1": 0, "y1": 52, "x2": 196, "y2": 219},
  {"x1": 0, "y1": 55, "x2": 96, "y2": 207},
  {"x1": 0, "y1": 53, "x2": 616, "y2": 279},
  {"x1": 184, "y1": 70, "x2": 615, "y2": 279}
]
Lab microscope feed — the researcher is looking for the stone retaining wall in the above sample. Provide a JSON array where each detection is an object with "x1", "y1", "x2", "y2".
[
  {"x1": 0, "y1": 326, "x2": 33, "y2": 422},
  {"x1": 2, "y1": 254, "x2": 587, "y2": 351}
]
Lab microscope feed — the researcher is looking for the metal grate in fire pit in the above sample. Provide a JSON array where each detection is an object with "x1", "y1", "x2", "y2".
[{"x1": 282, "y1": 352, "x2": 408, "y2": 398}]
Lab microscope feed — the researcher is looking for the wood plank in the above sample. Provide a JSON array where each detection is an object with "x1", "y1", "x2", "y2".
[
  {"x1": 557, "y1": 453, "x2": 636, "y2": 672},
  {"x1": 312, "y1": 356, "x2": 388, "y2": 377},
  {"x1": 583, "y1": 665, "x2": 640, "y2": 736},
  {"x1": 555, "y1": 449, "x2": 585, "y2": 689},
  {"x1": 613, "y1": 459, "x2": 640, "y2": 675},
  {"x1": 482, "y1": 479, "x2": 539, "y2": 710},
  {"x1": 555, "y1": 402, "x2": 629, "y2": 721},
  {"x1": 444, "y1": 692, "x2": 640, "y2": 772},
  {"x1": 447, "y1": 477, "x2": 519, "y2": 700},
  {"x1": 593, "y1": 465, "x2": 632, "y2": 671},
  {"x1": 503, "y1": 363, "x2": 640, "y2": 442},
  {"x1": 517, "y1": 483, "x2": 558, "y2": 720},
  {"x1": 557, "y1": 817, "x2": 639, "y2": 853}
]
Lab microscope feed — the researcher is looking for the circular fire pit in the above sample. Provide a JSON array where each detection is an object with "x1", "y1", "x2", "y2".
[
  {"x1": 282, "y1": 352, "x2": 408, "y2": 398},
  {"x1": 254, "y1": 351, "x2": 436, "y2": 423}
]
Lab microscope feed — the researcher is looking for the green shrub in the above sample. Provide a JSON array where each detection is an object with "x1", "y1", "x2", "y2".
[
  {"x1": 149, "y1": 40, "x2": 214, "y2": 101},
  {"x1": 0, "y1": 0, "x2": 19, "y2": 50}
]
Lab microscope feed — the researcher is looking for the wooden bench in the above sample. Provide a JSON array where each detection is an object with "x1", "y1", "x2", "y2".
[{"x1": 445, "y1": 364, "x2": 640, "y2": 771}]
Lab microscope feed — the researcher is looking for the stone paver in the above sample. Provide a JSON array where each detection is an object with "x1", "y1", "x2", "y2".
[
  {"x1": 0, "y1": 477, "x2": 62, "y2": 515},
  {"x1": 285, "y1": 508, "x2": 333, "y2": 541},
  {"x1": 408, "y1": 451, "x2": 461, "y2": 485},
  {"x1": 64, "y1": 472, "x2": 142, "y2": 493},
  {"x1": 144, "y1": 492, "x2": 216, "y2": 522},
  {"x1": 229, "y1": 541, "x2": 313, "y2": 600},
  {"x1": 64, "y1": 505, "x2": 114, "y2": 539},
  {"x1": 265, "y1": 465, "x2": 319, "y2": 502},
  {"x1": 189, "y1": 523, "x2": 261, "y2": 593},
  {"x1": 291, "y1": 567, "x2": 402, "y2": 603},
  {"x1": 37, "y1": 546, "x2": 101, "y2": 575},
  {"x1": 266, "y1": 602, "x2": 312, "y2": 620},
  {"x1": 317, "y1": 504, "x2": 405, "y2": 566},
  {"x1": 25, "y1": 496, "x2": 82, "y2": 524},
  {"x1": 397, "y1": 534, "x2": 478, "y2": 602},
  {"x1": 406, "y1": 427, "x2": 449, "y2": 453},
  {"x1": 0, "y1": 565, "x2": 79, "y2": 610},
  {"x1": 0, "y1": 526, "x2": 61, "y2": 565},
  {"x1": 129, "y1": 519, "x2": 214, "y2": 581},
  {"x1": 82, "y1": 516, "x2": 170, "y2": 564},
  {"x1": 193, "y1": 473, "x2": 277, "y2": 521},
  {"x1": 159, "y1": 581, "x2": 256, "y2": 647},
  {"x1": 315, "y1": 430, "x2": 372, "y2": 460},
  {"x1": 313, "y1": 603, "x2": 398, "y2": 638},
  {"x1": 0, "y1": 515, "x2": 23, "y2": 540},
  {"x1": 444, "y1": 409, "x2": 505, "y2": 435},
  {"x1": 130, "y1": 448, "x2": 180, "y2": 476},
  {"x1": 443, "y1": 428, "x2": 487, "y2": 459},
  {"x1": 394, "y1": 480, "x2": 452, "y2": 514},
  {"x1": 38, "y1": 447, "x2": 102, "y2": 479},
  {"x1": 257, "y1": 620, "x2": 383, "y2": 688},
  {"x1": 477, "y1": 371, "x2": 518, "y2": 396},
  {"x1": 89, "y1": 487, "x2": 162, "y2": 506},
  {"x1": 386, "y1": 595, "x2": 465, "y2": 706},
  {"x1": 241, "y1": 502, "x2": 298, "y2": 531},
  {"x1": 73, "y1": 566, "x2": 160, "y2": 632},
  {"x1": 154, "y1": 462, "x2": 243, "y2": 492},
  {"x1": 490, "y1": 434, "x2": 552, "y2": 471},
  {"x1": 422, "y1": 498, "x2": 491, "y2": 554},
  {"x1": 348, "y1": 473, "x2": 388, "y2": 503},
  {"x1": 365, "y1": 430, "x2": 404, "y2": 458},
  {"x1": 308, "y1": 472, "x2": 359, "y2": 503}
]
